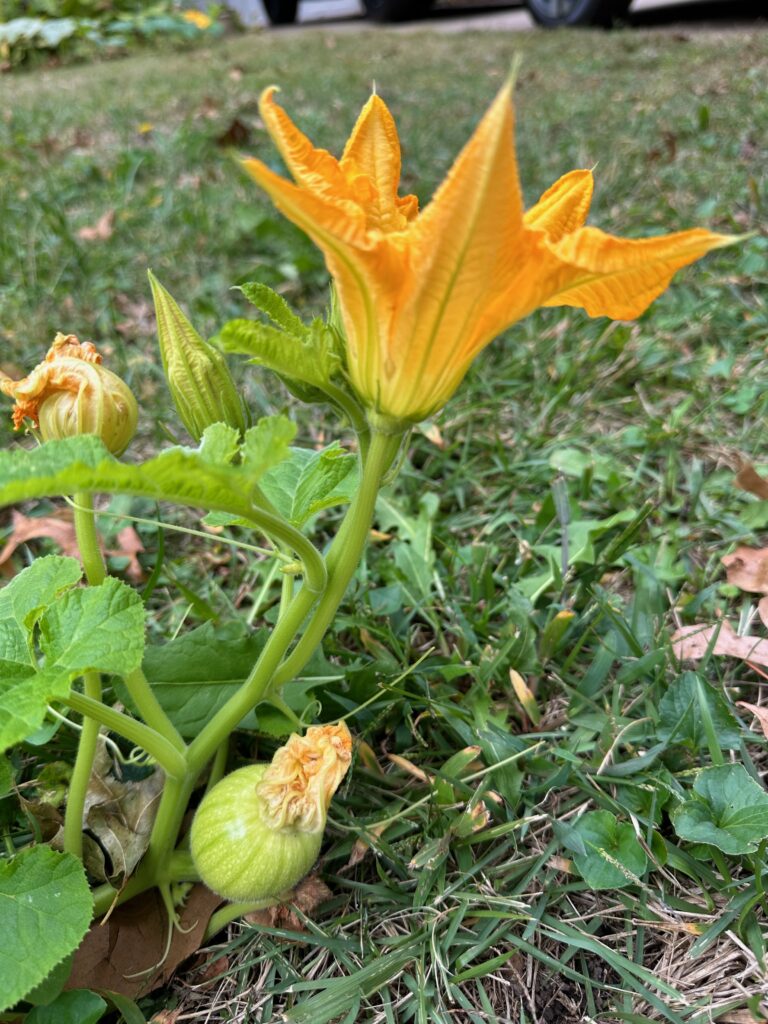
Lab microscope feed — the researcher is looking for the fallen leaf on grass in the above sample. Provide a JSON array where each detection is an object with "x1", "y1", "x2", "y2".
[
  {"x1": 736, "y1": 462, "x2": 768, "y2": 500},
  {"x1": 111, "y1": 526, "x2": 145, "y2": 583},
  {"x1": 0, "y1": 509, "x2": 80, "y2": 565},
  {"x1": 343, "y1": 822, "x2": 388, "y2": 870},
  {"x1": 671, "y1": 620, "x2": 768, "y2": 669},
  {"x1": 244, "y1": 875, "x2": 332, "y2": 933},
  {"x1": 77, "y1": 209, "x2": 115, "y2": 242},
  {"x1": 114, "y1": 293, "x2": 155, "y2": 339},
  {"x1": 722, "y1": 546, "x2": 768, "y2": 594},
  {"x1": 187, "y1": 954, "x2": 229, "y2": 992},
  {"x1": 737, "y1": 702, "x2": 768, "y2": 740},
  {"x1": 0, "y1": 511, "x2": 144, "y2": 581},
  {"x1": 66, "y1": 885, "x2": 222, "y2": 998},
  {"x1": 215, "y1": 116, "x2": 251, "y2": 147}
]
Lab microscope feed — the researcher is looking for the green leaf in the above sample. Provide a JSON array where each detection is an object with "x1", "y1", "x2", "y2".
[
  {"x1": 26, "y1": 989, "x2": 107, "y2": 1024},
  {"x1": 0, "y1": 846, "x2": 93, "y2": 1012},
  {"x1": 0, "y1": 555, "x2": 82, "y2": 635},
  {"x1": 0, "y1": 667, "x2": 72, "y2": 754},
  {"x1": 238, "y1": 280, "x2": 308, "y2": 336},
  {"x1": 23, "y1": 953, "x2": 75, "y2": 1006},
  {"x1": 0, "y1": 754, "x2": 13, "y2": 797},
  {"x1": 217, "y1": 317, "x2": 341, "y2": 392},
  {"x1": 198, "y1": 422, "x2": 241, "y2": 466},
  {"x1": 571, "y1": 810, "x2": 648, "y2": 889},
  {"x1": 658, "y1": 671, "x2": 741, "y2": 750},
  {"x1": 0, "y1": 435, "x2": 283, "y2": 520},
  {"x1": 259, "y1": 444, "x2": 358, "y2": 526},
  {"x1": 40, "y1": 577, "x2": 145, "y2": 676},
  {"x1": 242, "y1": 415, "x2": 297, "y2": 480},
  {"x1": 672, "y1": 764, "x2": 768, "y2": 854},
  {"x1": 126, "y1": 621, "x2": 266, "y2": 738}
]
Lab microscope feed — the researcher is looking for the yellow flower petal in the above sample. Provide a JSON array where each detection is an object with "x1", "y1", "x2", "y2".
[
  {"x1": 340, "y1": 94, "x2": 419, "y2": 232},
  {"x1": 374, "y1": 79, "x2": 525, "y2": 420},
  {"x1": 258, "y1": 87, "x2": 352, "y2": 200},
  {"x1": 244, "y1": 83, "x2": 735, "y2": 425},
  {"x1": 540, "y1": 225, "x2": 736, "y2": 320},
  {"x1": 524, "y1": 169, "x2": 594, "y2": 242}
]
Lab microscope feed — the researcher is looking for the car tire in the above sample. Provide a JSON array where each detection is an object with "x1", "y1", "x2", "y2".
[
  {"x1": 263, "y1": 0, "x2": 298, "y2": 25},
  {"x1": 526, "y1": 0, "x2": 629, "y2": 26},
  {"x1": 363, "y1": 0, "x2": 434, "y2": 23}
]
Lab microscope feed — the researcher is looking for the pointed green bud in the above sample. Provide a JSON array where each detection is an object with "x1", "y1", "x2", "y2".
[{"x1": 148, "y1": 270, "x2": 247, "y2": 442}]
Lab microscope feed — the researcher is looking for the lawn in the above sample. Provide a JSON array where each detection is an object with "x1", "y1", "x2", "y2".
[{"x1": 1, "y1": 20, "x2": 768, "y2": 1024}]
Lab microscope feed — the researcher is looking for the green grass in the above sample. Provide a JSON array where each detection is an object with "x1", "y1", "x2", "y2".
[{"x1": 2, "y1": 22, "x2": 768, "y2": 1024}]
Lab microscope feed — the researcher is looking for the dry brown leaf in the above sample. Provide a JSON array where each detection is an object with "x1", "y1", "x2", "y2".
[
  {"x1": 0, "y1": 511, "x2": 143, "y2": 580},
  {"x1": 418, "y1": 421, "x2": 445, "y2": 448},
  {"x1": 215, "y1": 116, "x2": 251, "y2": 147},
  {"x1": 722, "y1": 546, "x2": 768, "y2": 595},
  {"x1": 0, "y1": 509, "x2": 80, "y2": 565},
  {"x1": 20, "y1": 798, "x2": 63, "y2": 842},
  {"x1": 58, "y1": 742, "x2": 164, "y2": 884},
  {"x1": 737, "y1": 702, "x2": 768, "y2": 740},
  {"x1": 243, "y1": 875, "x2": 332, "y2": 934},
  {"x1": 736, "y1": 462, "x2": 768, "y2": 500},
  {"x1": 343, "y1": 822, "x2": 388, "y2": 870},
  {"x1": 671, "y1": 620, "x2": 768, "y2": 669},
  {"x1": 77, "y1": 209, "x2": 115, "y2": 242},
  {"x1": 387, "y1": 752, "x2": 432, "y2": 784},
  {"x1": 187, "y1": 953, "x2": 229, "y2": 992},
  {"x1": 114, "y1": 293, "x2": 155, "y2": 339},
  {"x1": 111, "y1": 526, "x2": 145, "y2": 582},
  {"x1": 66, "y1": 885, "x2": 222, "y2": 998}
]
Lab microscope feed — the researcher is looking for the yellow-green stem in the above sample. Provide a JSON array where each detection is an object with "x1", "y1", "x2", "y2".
[
  {"x1": 63, "y1": 493, "x2": 106, "y2": 857},
  {"x1": 138, "y1": 431, "x2": 402, "y2": 888},
  {"x1": 62, "y1": 670, "x2": 101, "y2": 858}
]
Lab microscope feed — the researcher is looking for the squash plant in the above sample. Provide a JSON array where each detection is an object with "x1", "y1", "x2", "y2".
[{"x1": 0, "y1": 79, "x2": 730, "y2": 1012}]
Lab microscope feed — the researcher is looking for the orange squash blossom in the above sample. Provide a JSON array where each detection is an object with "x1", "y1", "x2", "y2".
[{"x1": 243, "y1": 82, "x2": 734, "y2": 426}]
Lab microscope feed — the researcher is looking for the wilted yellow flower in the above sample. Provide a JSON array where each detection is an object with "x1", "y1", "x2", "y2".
[
  {"x1": 243, "y1": 83, "x2": 735, "y2": 426},
  {"x1": 256, "y1": 721, "x2": 353, "y2": 833},
  {"x1": 0, "y1": 333, "x2": 137, "y2": 455},
  {"x1": 182, "y1": 8, "x2": 212, "y2": 29}
]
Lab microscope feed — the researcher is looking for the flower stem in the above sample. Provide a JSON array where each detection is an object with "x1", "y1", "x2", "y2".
[
  {"x1": 272, "y1": 430, "x2": 402, "y2": 687},
  {"x1": 63, "y1": 493, "x2": 106, "y2": 857},
  {"x1": 61, "y1": 692, "x2": 187, "y2": 778},
  {"x1": 62, "y1": 670, "x2": 101, "y2": 858},
  {"x1": 133, "y1": 430, "x2": 402, "y2": 897}
]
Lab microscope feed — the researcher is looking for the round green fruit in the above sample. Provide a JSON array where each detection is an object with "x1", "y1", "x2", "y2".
[{"x1": 190, "y1": 764, "x2": 322, "y2": 903}]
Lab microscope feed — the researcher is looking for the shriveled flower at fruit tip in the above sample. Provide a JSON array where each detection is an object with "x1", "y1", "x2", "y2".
[
  {"x1": 242, "y1": 82, "x2": 737, "y2": 426},
  {"x1": 257, "y1": 722, "x2": 353, "y2": 834},
  {"x1": 0, "y1": 332, "x2": 138, "y2": 455}
]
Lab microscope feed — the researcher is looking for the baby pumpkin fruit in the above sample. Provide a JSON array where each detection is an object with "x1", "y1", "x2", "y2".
[
  {"x1": 191, "y1": 722, "x2": 352, "y2": 904},
  {"x1": 190, "y1": 764, "x2": 322, "y2": 903}
]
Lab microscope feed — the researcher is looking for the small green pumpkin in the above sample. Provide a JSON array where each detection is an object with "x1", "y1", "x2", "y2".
[{"x1": 190, "y1": 764, "x2": 322, "y2": 903}]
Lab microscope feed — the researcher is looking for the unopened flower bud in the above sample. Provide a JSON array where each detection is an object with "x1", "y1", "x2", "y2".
[
  {"x1": 191, "y1": 722, "x2": 352, "y2": 903},
  {"x1": 148, "y1": 270, "x2": 247, "y2": 442},
  {"x1": 0, "y1": 333, "x2": 137, "y2": 456}
]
